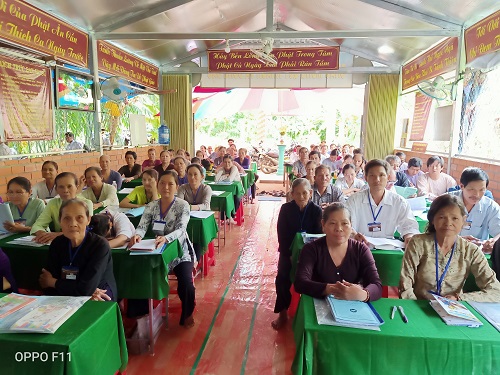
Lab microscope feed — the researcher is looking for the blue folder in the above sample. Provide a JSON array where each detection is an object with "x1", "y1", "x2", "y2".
[{"x1": 326, "y1": 295, "x2": 384, "y2": 326}]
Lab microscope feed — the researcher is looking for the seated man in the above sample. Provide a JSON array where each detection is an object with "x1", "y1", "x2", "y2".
[
  {"x1": 311, "y1": 165, "x2": 343, "y2": 208},
  {"x1": 417, "y1": 156, "x2": 456, "y2": 199},
  {"x1": 449, "y1": 167, "x2": 500, "y2": 253},
  {"x1": 345, "y1": 159, "x2": 420, "y2": 245},
  {"x1": 291, "y1": 147, "x2": 309, "y2": 178},
  {"x1": 322, "y1": 149, "x2": 342, "y2": 174},
  {"x1": 65, "y1": 132, "x2": 83, "y2": 151},
  {"x1": 403, "y1": 157, "x2": 424, "y2": 187},
  {"x1": 396, "y1": 151, "x2": 408, "y2": 171},
  {"x1": 385, "y1": 155, "x2": 410, "y2": 187}
]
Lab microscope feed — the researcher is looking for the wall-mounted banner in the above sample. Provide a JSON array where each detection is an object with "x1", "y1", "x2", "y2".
[
  {"x1": 409, "y1": 92, "x2": 432, "y2": 141},
  {"x1": 411, "y1": 142, "x2": 428, "y2": 153},
  {"x1": 0, "y1": 54, "x2": 53, "y2": 140},
  {"x1": 97, "y1": 41, "x2": 159, "y2": 89},
  {"x1": 465, "y1": 10, "x2": 500, "y2": 64},
  {"x1": 402, "y1": 38, "x2": 458, "y2": 91},
  {"x1": 0, "y1": 0, "x2": 88, "y2": 67},
  {"x1": 207, "y1": 47, "x2": 339, "y2": 72}
]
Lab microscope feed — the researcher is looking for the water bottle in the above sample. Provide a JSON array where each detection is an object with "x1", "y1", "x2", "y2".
[
  {"x1": 112, "y1": 181, "x2": 117, "y2": 190},
  {"x1": 158, "y1": 123, "x2": 170, "y2": 145}
]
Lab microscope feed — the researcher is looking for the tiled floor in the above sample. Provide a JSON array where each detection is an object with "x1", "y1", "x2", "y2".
[{"x1": 126, "y1": 181, "x2": 296, "y2": 375}]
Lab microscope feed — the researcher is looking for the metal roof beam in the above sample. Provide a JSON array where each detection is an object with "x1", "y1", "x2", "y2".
[
  {"x1": 266, "y1": 0, "x2": 274, "y2": 31},
  {"x1": 164, "y1": 66, "x2": 398, "y2": 74},
  {"x1": 96, "y1": 29, "x2": 460, "y2": 40},
  {"x1": 355, "y1": 0, "x2": 462, "y2": 29},
  {"x1": 94, "y1": 0, "x2": 195, "y2": 32}
]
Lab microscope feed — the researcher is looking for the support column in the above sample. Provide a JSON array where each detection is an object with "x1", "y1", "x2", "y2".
[{"x1": 90, "y1": 33, "x2": 102, "y2": 154}]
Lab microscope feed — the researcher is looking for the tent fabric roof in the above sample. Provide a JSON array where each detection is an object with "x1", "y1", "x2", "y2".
[{"x1": 25, "y1": 0, "x2": 499, "y2": 71}]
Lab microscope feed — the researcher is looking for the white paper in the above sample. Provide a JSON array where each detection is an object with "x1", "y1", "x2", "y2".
[
  {"x1": 364, "y1": 236, "x2": 404, "y2": 251},
  {"x1": 130, "y1": 238, "x2": 157, "y2": 251},
  {"x1": 211, "y1": 190, "x2": 224, "y2": 196},
  {"x1": 470, "y1": 302, "x2": 500, "y2": 332},
  {"x1": 190, "y1": 211, "x2": 215, "y2": 219},
  {"x1": 314, "y1": 298, "x2": 380, "y2": 331},
  {"x1": 407, "y1": 196, "x2": 427, "y2": 211},
  {"x1": 118, "y1": 188, "x2": 134, "y2": 194},
  {"x1": 0, "y1": 203, "x2": 14, "y2": 234},
  {"x1": 9, "y1": 235, "x2": 50, "y2": 247}
]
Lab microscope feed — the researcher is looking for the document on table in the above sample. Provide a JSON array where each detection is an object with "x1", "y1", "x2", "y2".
[
  {"x1": 8, "y1": 235, "x2": 49, "y2": 247},
  {"x1": 0, "y1": 203, "x2": 14, "y2": 234},
  {"x1": 118, "y1": 188, "x2": 134, "y2": 194},
  {"x1": 210, "y1": 181, "x2": 232, "y2": 185},
  {"x1": 327, "y1": 296, "x2": 384, "y2": 326},
  {"x1": 430, "y1": 294, "x2": 482, "y2": 327},
  {"x1": 129, "y1": 239, "x2": 166, "y2": 255},
  {"x1": 190, "y1": 211, "x2": 215, "y2": 219},
  {"x1": 301, "y1": 233, "x2": 326, "y2": 244},
  {"x1": 394, "y1": 186, "x2": 418, "y2": 199},
  {"x1": 211, "y1": 190, "x2": 224, "y2": 196},
  {"x1": 408, "y1": 196, "x2": 427, "y2": 211},
  {"x1": 364, "y1": 236, "x2": 404, "y2": 251},
  {"x1": 470, "y1": 302, "x2": 500, "y2": 332},
  {"x1": 314, "y1": 298, "x2": 380, "y2": 331},
  {"x1": 125, "y1": 206, "x2": 145, "y2": 217}
]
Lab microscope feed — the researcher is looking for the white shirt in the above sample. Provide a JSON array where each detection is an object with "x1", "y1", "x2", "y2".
[
  {"x1": 103, "y1": 209, "x2": 135, "y2": 241},
  {"x1": 417, "y1": 172, "x2": 456, "y2": 198},
  {"x1": 449, "y1": 191, "x2": 500, "y2": 240},
  {"x1": 31, "y1": 181, "x2": 58, "y2": 200},
  {"x1": 334, "y1": 177, "x2": 366, "y2": 191},
  {"x1": 345, "y1": 189, "x2": 420, "y2": 239},
  {"x1": 66, "y1": 140, "x2": 83, "y2": 151}
]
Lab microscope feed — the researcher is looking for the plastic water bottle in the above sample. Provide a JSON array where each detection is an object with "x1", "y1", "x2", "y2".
[{"x1": 158, "y1": 123, "x2": 170, "y2": 145}]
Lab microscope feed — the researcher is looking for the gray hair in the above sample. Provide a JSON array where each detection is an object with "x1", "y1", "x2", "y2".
[
  {"x1": 385, "y1": 155, "x2": 401, "y2": 165},
  {"x1": 291, "y1": 178, "x2": 311, "y2": 193}
]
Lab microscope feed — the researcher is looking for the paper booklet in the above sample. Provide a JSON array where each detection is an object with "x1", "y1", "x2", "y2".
[
  {"x1": 394, "y1": 186, "x2": 418, "y2": 199},
  {"x1": 210, "y1": 181, "x2": 232, "y2": 185},
  {"x1": 129, "y1": 239, "x2": 166, "y2": 255},
  {"x1": 314, "y1": 298, "x2": 380, "y2": 331},
  {"x1": 469, "y1": 302, "x2": 500, "y2": 332},
  {"x1": 118, "y1": 188, "x2": 134, "y2": 194},
  {"x1": 125, "y1": 206, "x2": 145, "y2": 217},
  {"x1": 0, "y1": 294, "x2": 88, "y2": 333},
  {"x1": 301, "y1": 233, "x2": 326, "y2": 244},
  {"x1": 190, "y1": 211, "x2": 215, "y2": 219},
  {"x1": 364, "y1": 236, "x2": 404, "y2": 251},
  {"x1": 326, "y1": 295, "x2": 384, "y2": 327},
  {"x1": 0, "y1": 203, "x2": 14, "y2": 234},
  {"x1": 408, "y1": 196, "x2": 427, "y2": 211},
  {"x1": 429, "y1": 294, "x2": 482, "y2": 327},
  {"x1": 8, "y1": 235, "x2": 49, "y2": 247},
  {"x1": 211, "y1": 190, "x2": 224, "y2": 196}
]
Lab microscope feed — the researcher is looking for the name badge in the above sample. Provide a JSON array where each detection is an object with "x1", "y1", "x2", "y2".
[
  {"x1": 61, "y1": 266, "x2": 79, "y2": 280},
  {"x1": 153, "y1": 220, "x2": 166, "y2": 231},
  {"x1": 463, "y1": 220, "x2": 472, "y2": 230},
  {"x1": 14, "y1": 219, "x2": 27, "y2": 226},
  {"x1": 368, "y1": 222, "x2": 382, "y2": 232}
]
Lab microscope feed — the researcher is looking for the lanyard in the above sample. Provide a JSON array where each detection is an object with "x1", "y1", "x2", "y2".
[
  {"x1": 434, "y1": 235, "x2": 456, "y2": 296},
  {"x1": 192, "y1": 185, "x2": 202, "y2": 205},
  {"x1": 17, "y1": 198, "x2": 30, "y2": 218},
  {"x1": 68, "y1": 232, "x2": 88, "y2": 266},
  {"x1": 299, "y1": 202, "x2": 310, "y2": 231},
  {"x1": 160, "y1": 197, "x2": 176, "y2": 220},
  {"x1": 367, "y1": 190, "x2": 383, "y2": 222},
  {"x1": 46, "y1": 182, "x2": 55, "y2": 196}
]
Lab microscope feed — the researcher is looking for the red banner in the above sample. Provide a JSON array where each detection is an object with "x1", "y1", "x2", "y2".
[
  {"x1": 402, "y1": 38, "x2": 458, "y2": 91},
  {"x1": 410, "y1": 92, "x2": 433, "y2": 141},
  {"x1": 0, "y1": 0, "x2": 88, "y2": 67},
  {"x1": 97, "y1": 41, "x2": 159, "y2": 89},
  {"x1": 411, "y1": 142, "x2": 428, "y2": 153},
  {"x1": 207, "y1": 47, "x2": 339, "y2": 72},
  {"x1": 465, "y1": 10, "x2": 500, "y2": 64},
  {"x1": 0, "y1": 54, "x2": 53, "y2": 140}
]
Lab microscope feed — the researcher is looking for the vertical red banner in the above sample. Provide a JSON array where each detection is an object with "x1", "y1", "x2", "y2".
[{"x1": 410, "y1": 92, "x2": 433, "y2": 141}]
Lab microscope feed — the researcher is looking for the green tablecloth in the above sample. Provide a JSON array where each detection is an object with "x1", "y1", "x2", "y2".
[
  {"x1": 0, "y1": 234, "x2": 183, "y2": 300},
  {"x1": 121, "y1": 178, "x2": 142, "y2": 188},
  {"x1": 292, "y1": 295, "x2": 500, "y2": 375},
  {"x1": 250, "y1": 162, "x2": 258, "y2": 173},
  {"x1": 206, "y1": 181, "x2": 245, "y2": 198},
  {"x1": 186, "y1": 214, "x2": 218, "y2": 254},
  {"x1": 0, "y1": 294, "x2": 128, "y2": 375},
  {"x1": 244, "y1": 169, "x2": 256, "y2": 187},
  {"x1": 117, "y1": 192, "x2": 128, "y2": 202},
  {"x1": 206, "y1": 173, "x2": 253, "y2": 194},
  {"x1": 211, "y1": 192, "x2": 235, "y2": 218}
]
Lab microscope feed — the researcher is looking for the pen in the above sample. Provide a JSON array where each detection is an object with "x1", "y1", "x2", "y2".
[
  {"x1": 398, "y1": 306, "x2": 408, "y2": 323},
  {"x1": 390, "y1": 306, "x2": 397, "y2": 320}
]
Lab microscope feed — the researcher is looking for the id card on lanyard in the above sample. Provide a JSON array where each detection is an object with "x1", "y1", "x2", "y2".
[
  {"x1": 154, "y1": 198, "x2": 176, "y2": 231},
  {"x1": 367, "y1": 191, "x2": 383, "y2": 232},
  {"x1": 434, "y1": 235, "x2": 456, "y2": 296},
  {"x1": 62, "y1": 233, "x2": 88, "y2": 280},
  {"x1": 299, "y1": 202, "x2": 310, "y2": 232},
  {"x1": 463, "y1": 213, "x2": 472, "y2": 230},
  {"x1": 15, "y1": 199, "x2": 30, "y2": 226}
]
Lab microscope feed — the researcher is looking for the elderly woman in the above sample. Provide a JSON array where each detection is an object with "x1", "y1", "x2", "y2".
[
  {"x1": 31, "y1": 161, "x2": 59, "y2": 201},
  {"x1": 39, "y1": 199, "x2": 117, "y2": 301},
  {"x1": 4, "y1": 177, "x2": 45, "y2": 233},
  {"x1": 173, "y1": 156, "x2": 188, "y2": 185},
  {"x1": 215, "y1": 155, "x2": 241, "y2": 225},
  {"x1": 119, "y1": 169, "x2": 159, "y2": 208},
  {"x1": 334, "y1": 163, "x2": 365, "y2": 198},
  {"x1": 272, "y1": 178, "x2": 322, "y2": 330},
  {"x1": 118, "y1": 151, "x2": 142, "y2": 183},
  {"x1": 154, "y1": 150, "x2": 175, "y2": 177},
  {"x1": 399, "y1": 194, "x2": 500, "y2": 302},
  {"x1": 177, "y1": 164, "x2": 212, "y2": 212},
  {"x1": 345, "y1": 159, "x2": 420, "y2": 246},
  {"x1": 295, "y1": 203, "x2": 382, "y2": 301},
  {"x1": 130, "y1": 170, "x2": 196, "y2": 327},
  {"x1": 80, "y1": 167, "x2": 119, "y2": 210}
]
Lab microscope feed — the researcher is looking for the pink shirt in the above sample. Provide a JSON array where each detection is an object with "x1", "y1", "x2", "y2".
[{"x1": 416, "y1": 172, "x2": 457, "y2": 199}]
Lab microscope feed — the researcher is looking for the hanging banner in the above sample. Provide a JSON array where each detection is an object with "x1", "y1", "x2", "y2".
[
  {"x1": 0, "y1": 54, "x2": 53, "y2": 140},
  {"x1": 409, "y1": 92, "x2": 433, "y2": 141},
  {"x1": 0, "y1": 0, "x2": 88, "y2": 67},
  {"x1": 411, "y1": 142, "x2": 428, "y2": 153},
  {"x1": 402, "y1": 38, "x2": 458, "y2": 91},
  {"x1": 207, "y1": 47, "x2": 340, "y2": 72},
  {"x1": 465, "y1": 10, "x2": 500, "y2": 64},
  {"x1": 97, "y1": 41, "x2": 159, "y2": 89}
]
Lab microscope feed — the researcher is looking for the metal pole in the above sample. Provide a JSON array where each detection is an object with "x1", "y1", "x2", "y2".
[{"x1": 90, "y1": 33, "x2": 103, "y2": 155}]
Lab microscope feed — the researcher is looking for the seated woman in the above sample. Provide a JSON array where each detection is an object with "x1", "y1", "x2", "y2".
[
  {"x1": 334, "y1": 163, "x2": 365, "y2": 198},
  {"x1": 0, "y1": 248, "x2": 18, "y2": 293},
  {"x1": 190, "y1": 157, "x2": 206, "y2": 177},
  {"x1": 292, "y1": 147, "x2": 309, "y2": 179},
  {"x1": 417, "y1": 156, "x2": 457, "y2": 199},
  {"x1": 118, "y1": 151, "x2": 142, "y2": 183},
  {"x1": 31, "y1": 161, "x2": 59, "y2": 201},
  {"x1": 173, "y1": 156, "x2": 188, "y2": 185},
  {"x1": 272, "y1": 178, "x2": 322, "y2": 330},
  {"x1": 353, "y1": 152, "x2": 364, "y2": 180},
  {"x1": 39, "y1": 199, "x2": 117, "y2": 301},
  {"x1": 89, "y1": 211, "x2": 135, "y2": 249},
  {"x1": 215, "y1": 155, "x2": 241, "y2": 225},
  {"x1": 449, "y1": 167, "x2": 500, "y2": 253},
  {"x1": 345, "y1": 159, "x2": 420, "y2": 246},
  {"x1": 80, "y1": 167, "x2": 119, "y2": 210},
  {"x1": 154, "y1": 150, "x2": 175, "y2": 177},
  {"x1": 99, "y1": 155, "x2": 122, "y2": 190},
  {"x1": 119, "y1": 169, "x2": 159, "y2": 208},
  {"x1": 130, "y1": 171, "x2": 196, "y2": 327},
  {"x1": 399, "y1": 194, "x2": 500, "y2": 302},
  {"x1": 31, "y1": 172, "x2": 94, "y2": 244},
  {"x1": 295, "y1": 203, "x2": 382, "y2": 301},
  {"x1": 304, "y1": 160, "x2": 317, "y2": 187},
  {"x1": 142, "y1": 148, "x2": 161, "y2": 171},
  {"x1": 4, "y1": 177, "x2": 45, "y2": 233}
]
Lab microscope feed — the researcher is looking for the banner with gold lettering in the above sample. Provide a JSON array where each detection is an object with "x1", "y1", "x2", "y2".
[
  {"x1": 0, "y1": 54, "x2": 53, "y2": 140},
  {"x1": 97, "y1": 41, "x2": 159, "y2": 89},
  {"x1": 409, "y1": 92, "x2": 432, "y2": 141},
  {"x1": 465, "y1": 10, "x2": 500, "y2": 64},
  {"x1": 402, "y1": 38, "x2": 458, "y2": 91},
  {"x1": 0, "y1": 0, "x2": 88, "y2": 67},
  {"x1": 207, "y1": 47, "x2": 339, "y2": 72}
]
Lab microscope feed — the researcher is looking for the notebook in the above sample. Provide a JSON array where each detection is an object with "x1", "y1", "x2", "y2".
[
  {"x1": 326, "y1": 295, "x2": 384, "y2": 326},
  {"x1": 394, "y1": 186, "x2": 418, "y2": 199},
  {"x1": 364, "y1": 236, "x2": 404, "y2": 251},
  {"x1": 129, "y1": 239, "x2": 166, "y2": 255},
  {"x1": 429, "y1": 294, "x2": 482, "y2": 327}
]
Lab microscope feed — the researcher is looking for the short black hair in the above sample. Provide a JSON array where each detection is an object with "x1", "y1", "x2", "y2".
[
  {"x1": 84, "y1": 166, "x2": 103, "y2": 178},
  {"x1": 352, "y1": 148, "x2": 363, "y2": 155},
  {"x1": 460, "y1": 167, "x2": 489, "y2": 187},
  {"x1": 407, "y1": 157, "x2": 422, "y2": 168},
  {"x1": 364, "y1": 159, "x2": 389, "y2": 176},
  {"x1": 309, "y1": 150, "x2": 321, "y2": 159},
  {"x1": 187, "y1": 163, "x2": 204, "y2": 176},
  {"x1": 342, "y1": 163, "x2": 355, "y2": 174},
  {"x1": 322, "y1": 202, "x2": 351, "y2": 222},
  {"x1": 223, "y1": 154, "x2": 233, "y2": 161},
  {"x1": 125, "y1": 150, "x2": 137, "y2": 160},
  {"x1": 89, "y1": 214, "x2": 112, "y2": 237},
  {"x1": 65, "y1": 132, "x2": 74, "y2": 138},
  {"x1": 141, "y1": 169, "x2": 159, "y2": 181},
  {"x1": 42, "y1": 160, "x2": 59, "y2": 171},
  {"x1": 159, "y1": 170, "x2": 179, "y2": 186},
  {"x1": 330, "y1": 149, "x2": 340, "y2": 157},
  {"x1": 191, "y1": 157, "x2": 201, "y2": 164},
  {"x1": 395, "y1": 151, "x2": 406, "y2": 159},
  {"x1": 7, "y1": 176, "x2": 31, "y2": 191},
  {"x1": 201, "y1": 159, "x2": 211, "y2": 169},
  {"x1": 56, "y1": 172, "x2": 78, "y2": 186},
  {"x1": 427, "y1": 155, "x2": 444, "y2": 168},
  {"x1": 426, "y1": 194, "x2": 466, "y2": 234}
]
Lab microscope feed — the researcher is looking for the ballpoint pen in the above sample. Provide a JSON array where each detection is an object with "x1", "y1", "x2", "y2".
[
  {"x1": 398, "y1": 306, "x2": 408, "y2": 323},
  {"x1": 390, "y1": 306, "x2": 397, "y2": 320}
]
